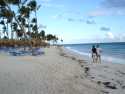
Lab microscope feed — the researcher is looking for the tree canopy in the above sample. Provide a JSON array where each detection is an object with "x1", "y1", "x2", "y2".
[{"x1": 0, "y1": 0, "x2": 59, "y2": 47}]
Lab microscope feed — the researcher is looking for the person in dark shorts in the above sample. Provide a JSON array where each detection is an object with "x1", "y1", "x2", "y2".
[{"x1": 91, "y1": 45, "x2": 97, "y2": 63}]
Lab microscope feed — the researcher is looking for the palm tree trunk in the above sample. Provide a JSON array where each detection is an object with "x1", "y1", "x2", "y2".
[
  {"x1": 10, "y1": 22, "x2": 13, "y2": 39},
  {"x1": 35, "y1": 10, "x2": 38, "y2": 33},
  {"x1": 0, "y1": 32, "x2": 1, "y2": 39},
  {"x1": 3, "y1": 0, "x2": 27, "y2": 39},
  {"x1": 6, "y1": 22, "x2": 9, "y2": 38}
]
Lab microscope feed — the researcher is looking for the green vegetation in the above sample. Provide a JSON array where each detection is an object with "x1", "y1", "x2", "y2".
[{"x1": 0, "y1": 0, "x2": 58, "y2": 47}]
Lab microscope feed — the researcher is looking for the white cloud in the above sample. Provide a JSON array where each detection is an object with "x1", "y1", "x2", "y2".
[
  {"x1": 120, "y1": 33, "x2": 125, "y2": 41},
  {"x1": 42, "y1": 3, "x2": 64, "y2": 8},
  {"x1": 52, "y1": 14, "x2": 63, "y2": 19},
  {"x1": 86, "y1": 19, "x2": 96, "y2": 24},
  {"x1": 88, "y1": 9, "x2": 108, "y2": 17},
  {"x1": 88, "y1": 9, "x2": 125, "y2": 17},
  {"x1": 102, "y1": 0, "x2": 125, "y2": 9},
  {"x1": 103, "y1": 32, "x2": 125, "y2": 42},
  {"x1": 88, "y1": 0, "x2": 125, "y2": 17},
  {"x1": 106, "y1": 32, "x2": 114, "y2": 39},
  {"x1": 101, "y1": 27, "x2": 110, "y2": 31}
]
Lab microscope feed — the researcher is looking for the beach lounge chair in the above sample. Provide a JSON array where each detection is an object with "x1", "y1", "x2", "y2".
[
  {"x1": 9, "y1": 50, "x2": 24, "y2": 56},
  {"x1": 32, "y1": 48, "x2": 44, "y2": 56}
]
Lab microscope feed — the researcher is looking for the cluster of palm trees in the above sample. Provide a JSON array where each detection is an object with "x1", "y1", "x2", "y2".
[{"x1": 0, "y1": 0, "x2": 58, "y2": 47}]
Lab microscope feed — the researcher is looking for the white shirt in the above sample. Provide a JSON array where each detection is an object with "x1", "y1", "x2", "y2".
[{"x1": 96, "y1": 47, "x2": 102, "y2": 56}]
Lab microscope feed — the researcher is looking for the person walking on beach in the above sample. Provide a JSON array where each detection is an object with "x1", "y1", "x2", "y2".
[
  {"x1": 96, "y1": 44, "x2": 102, "y2": 63},
  {"x1": 91, "y1": 45, "x2": 97, "y2": 63}
]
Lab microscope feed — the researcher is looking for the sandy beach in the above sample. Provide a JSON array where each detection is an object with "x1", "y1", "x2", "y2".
[{"x1": 0, "y1": 46, "x2": 125, "y2": 94}]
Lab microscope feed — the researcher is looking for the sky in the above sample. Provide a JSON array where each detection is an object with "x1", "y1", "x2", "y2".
[{"x1": 36, "y1": 0, "x2": 125, "y2": 44}]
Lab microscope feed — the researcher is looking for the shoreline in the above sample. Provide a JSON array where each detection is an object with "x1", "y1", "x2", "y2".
[
  {"x1": 0, "y1": 46, "x2": 125, "y2": 94},
  {"x1": 64, "y1": 46, "x2": 125, "y2": 64},
  {"x1": 59, "y1": 46, "x2": 125, "y2": 94}
]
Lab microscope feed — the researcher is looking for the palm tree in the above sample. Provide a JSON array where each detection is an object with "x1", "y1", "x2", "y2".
[
  {"x1": 28, "y1": 0, "x2": 40, "y2": 33},
  {"x1": 0, "y1": 0, "x2": 47, "y2": 47},
  {"x1": 16, "y1": 29, "x2": 23, "y2": 40},
  {"x1": 1, "y1": 0, "x2": 27, "y2": 39},
  {"x1": 0, "y1": 20, "x2": 5, "y2": 38},
  {"x1": 12, "y1": 22, "x2": 17, "y2": 39},
  {"x1": 4, "y1": 10, "x2": 14, "y2": 39},
  {"x1": 39, "y1": 30, "x2": 45, "y2": 40}
]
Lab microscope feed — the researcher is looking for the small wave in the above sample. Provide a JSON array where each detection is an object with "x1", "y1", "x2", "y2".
[
  {"x1": 102, "y1": 55, "x2": 125, "y2": 64},
  {"x1": 65, "y1": 46, "x2": 125, "y2": 64},
  {"x1": 66, "y1": 47, "x2": 90, "y2": 56}
]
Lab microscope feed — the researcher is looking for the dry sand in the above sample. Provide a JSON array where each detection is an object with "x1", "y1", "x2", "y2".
[{"x1": 0, "y1": 46, "x2": 125, "y2": 94}]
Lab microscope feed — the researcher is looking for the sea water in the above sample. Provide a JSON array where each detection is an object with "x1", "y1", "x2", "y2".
[{"x1": 64, "y1": 42, "x2": 125, "y2": 64}]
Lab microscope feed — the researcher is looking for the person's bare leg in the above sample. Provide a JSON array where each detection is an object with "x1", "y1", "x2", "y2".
[
  {"x1": 94, "y1": 54, "x2": 97, "y2": 63},
  {"x1": 92, "y1": 54, "x2": 95, "y2": 63},
  {"x1": 97, "y1": 55, "x2": 101, "y2": 63},
  {"x1": 92, "y1": 57, "x2": 94, "y2": 63},
  {"x1": 99, "y1": 56, "x2": 101, "y2": 63},
  {"x1": 96, "y1": 56, "x2": 99, "y2": 63}
]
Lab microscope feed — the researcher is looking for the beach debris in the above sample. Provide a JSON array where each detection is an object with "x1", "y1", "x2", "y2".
[
  {"x1": 111, "y1": 79, "x2": 114, "y2": 81},
  {"x1": 80, "y1": 75, "x2": 84, "y2": 79},
  {"x1": 84, "y1": 67, "x2": 90, "y2": 74},
  {"x1": 60, "y1": 53, "x2": 69, "y2": 58},
  {"x1": 81, "y1": 65, "x2": 84, "y2": 67},
  {"x1": 116, "y1": 80, "x2": 123, "y2": 86},
  {"x1": 91, "y1": 76, "x2": 95, "y2": 79},
  {"x1": 78, "y1": 60, "x2": 84, "y2": 64},
  {"x1": 71, "y1": 57, "x2": 76, "y2": 60},
  {"x1": 102, "y1": 82, "x2": 117, "y2": 89},
  {"x1": 74, "y1": 75, "x2": 79, "y2": 79},
  {"x1": 60, "y1": 53, "x2": 65, "y2": 56},
  {"x1": 101, "y1": 90, "x2": 109, "y2": 94},
  {"x1": 118, "y1": 70, "x2": 125, "y2": 75},
  {"x1": 122, "y1": 86, "x2": 125, "y2": 89},
  {"x1": 32, "y1": 48, "x2": 44, "y2": 56},
  {"x1": 104, "y1": 66, "x2": 109, "y2": 68},
  {"x1": 97, "y1": 81, "x2": 102, "y2": 85}
]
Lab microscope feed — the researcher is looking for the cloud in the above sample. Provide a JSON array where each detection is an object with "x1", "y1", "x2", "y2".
[
  {"x1": 106, "y1": 32, "x2": 114, "y2": 39},
  {"x1": 103, "y1": 32, "x2": 125, "y2": 42},
  {"x1": 100, "y1": 27, "x2": 110, "y2": 31},
  {"x1": 86, "y1": 19, "x2": 96, "y2": 24},
  {"x1": 88, "y1": 9, "x2": 109, "y2": 17},
  {"x1": 88, "y1": 0, "x2": 125, "y2": 17},
  {"x1": 89, "y1": 9, "x2": 125, "y2": 16},
  {"x1": 67, "y1": 18, "x2": 85, "y2": 22},
  {"x1": 52, "y1": 14, "x2": 84, "y2": 22},
  {"x1": 42, "y1": 3, "x2": 64, "y2": 8},
  {"x1": 67, "y1": 18, "x2": 75, "y2": 22},
  {"x1": 102, "y1": 0, "x2": 125, "y2": 9},
  {"x1": 120, "y1": 33, "x2": 125, "y2": 41},
  {"x1": 52, "y1": 14, "x2": 63, "y2": 19}
]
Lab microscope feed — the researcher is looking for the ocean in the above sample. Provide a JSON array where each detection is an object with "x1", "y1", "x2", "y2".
[{"x1": 64, "y1": 42, "x2": 125, "y2": 64}]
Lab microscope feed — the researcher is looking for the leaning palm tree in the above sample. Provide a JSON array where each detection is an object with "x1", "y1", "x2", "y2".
[
  {"x1": 39, "y1": 30, "x2": 45, "y2": 40},
  {"x1": 12, "y1": 22, "x2": 18, "y2": 39},
  {"x1": 3, "y1": 9, "x2": 14, "y2": 39},
  {"x1": 1, "y1": 0, "x2": 27, "y2": 39},
  {"x1": 28, "y1": 0, "x2": 40, "y2": 33}
]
